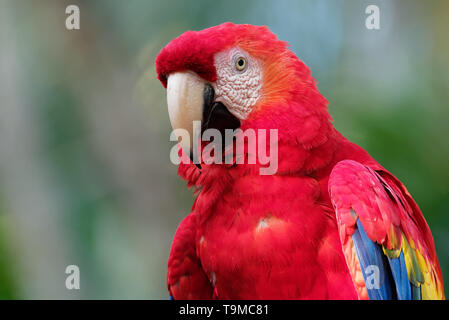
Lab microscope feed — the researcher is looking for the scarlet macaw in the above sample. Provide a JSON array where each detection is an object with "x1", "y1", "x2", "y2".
[{"x1": 155, "y1": 23, "x2": 444, "y2": 299}]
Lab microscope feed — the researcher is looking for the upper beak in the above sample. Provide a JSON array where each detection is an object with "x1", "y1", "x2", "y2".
[
  {"x1": 166, "y1": 71, "x2": 240, "y2": 165},
  {"x1": 167, "y1": 71, "x2": 205, "y2": 158}
]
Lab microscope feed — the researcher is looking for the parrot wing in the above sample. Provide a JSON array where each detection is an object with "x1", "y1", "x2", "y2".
[
  {"x1": 328, "y1": 160, "x2": 444, "y2": 300},
  {"x1": 167, "y1": 209, "x2": 214, "y2": 299}
]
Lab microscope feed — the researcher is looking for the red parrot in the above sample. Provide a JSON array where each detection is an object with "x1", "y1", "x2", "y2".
[{"x1": 155, "y1": 23, "x2": 445, "y2": 300}]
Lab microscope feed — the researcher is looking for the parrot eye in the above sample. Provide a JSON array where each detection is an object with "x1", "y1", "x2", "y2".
[{"x1": 235, "y1": 57, "x2": 247, "y2": 71}]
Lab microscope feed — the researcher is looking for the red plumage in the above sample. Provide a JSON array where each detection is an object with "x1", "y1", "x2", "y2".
[{"x1": 156, "y1": 23, "x2": 444, "y2": 299}]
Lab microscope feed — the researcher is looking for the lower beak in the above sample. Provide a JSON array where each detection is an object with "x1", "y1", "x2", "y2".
[{"x1": 166, "y1": 71, "x2": 240, "y2": 165}]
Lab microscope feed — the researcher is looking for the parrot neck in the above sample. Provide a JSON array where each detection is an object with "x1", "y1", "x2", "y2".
[{"x1": 178, "y1": 97, "x2": 341, "y2": 191}]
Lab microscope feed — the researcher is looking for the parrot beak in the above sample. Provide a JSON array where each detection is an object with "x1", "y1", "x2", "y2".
[
  {"x1": 167, "y1": 71, "x2": 205, "y2": 164},
  {"x1": 166, "y1": 71, "x2": 240, "y2": 166}
]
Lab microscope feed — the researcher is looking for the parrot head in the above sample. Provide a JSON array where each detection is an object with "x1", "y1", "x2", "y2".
[{"x1": 156, "y1": 23, "x2": 332, "y2": 168}]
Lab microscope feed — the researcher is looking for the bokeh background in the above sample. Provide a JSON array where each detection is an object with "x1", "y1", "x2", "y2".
[{"x1": 0, "y1": 0, "x2": 448, "y2": 299}]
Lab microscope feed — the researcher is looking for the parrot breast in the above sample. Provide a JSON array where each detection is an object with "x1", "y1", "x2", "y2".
[{"x1": 193, "y1": 171, "x2": 358, "y2": 299}]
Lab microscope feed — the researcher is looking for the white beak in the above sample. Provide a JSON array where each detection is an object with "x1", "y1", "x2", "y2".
[{"x1": 166, "y1": 71, "x2": 206, "y2": 156}]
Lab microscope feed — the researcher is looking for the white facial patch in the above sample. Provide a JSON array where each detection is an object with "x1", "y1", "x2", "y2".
[{"x1": 213, "y1": 48, "x2": 262, "y2": 120}]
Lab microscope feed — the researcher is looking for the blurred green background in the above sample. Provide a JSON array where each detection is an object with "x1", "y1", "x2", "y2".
[{"x1": 0, "y1": 0, "x2": 448, "y2": 299}]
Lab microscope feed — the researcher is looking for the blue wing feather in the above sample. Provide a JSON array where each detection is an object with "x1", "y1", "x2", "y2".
[
  {"x1": 412, "y1": 284, "x2": 421, "y2": 300},
  {"x1": 352, "y1": 219, "x2": 395, "y2": 299},
  {"x1": 351, "y1": 219, "x2": 419, "y2": 300},
  {"x1": 386, "y1": 251, "x2": 412, "y2": 299}
]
